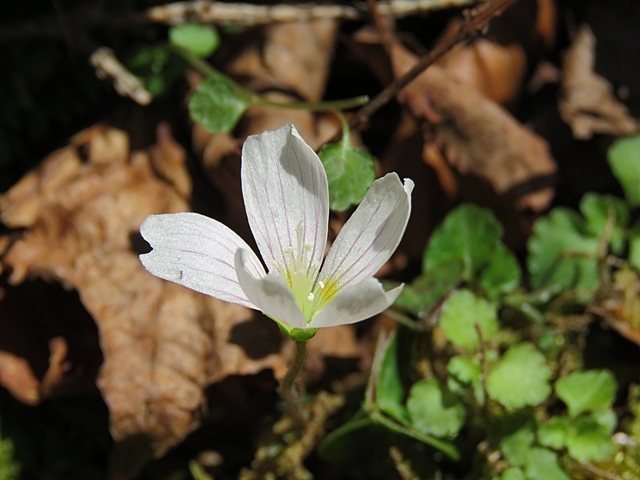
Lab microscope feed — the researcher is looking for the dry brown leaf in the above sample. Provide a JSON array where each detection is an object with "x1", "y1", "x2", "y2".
[
  {"x1": 0, "y1": 146, "x2": 82, "y2": 228},
  {"x1": 0, "y1": 350, "x2": 40, "y2": 405},
  {"x1": 0, "y1": 126, "x2": 291, "y2": 466},
  {"x1": 0, "y1": 278, "x2": 103, "y2": 405},
  {"x1": 40, "y1": 337, "x2": 71, "y2": 397},
  {"x1": 392, "y1": 44, "x2": 557, "y2": 214},
  {"x1": 436, "y1": 38, "x2": 528, "y2": 107},
  {"x1": 560, "y1": 25, "x2": 639, "y2": 140}
]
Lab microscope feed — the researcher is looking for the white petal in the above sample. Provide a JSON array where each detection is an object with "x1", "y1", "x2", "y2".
[
  {"x1": 139, "y1": 212, "x2": 265, "y2": 309},
  {"x1": 310, "y1": 279, "x2": 403, "y2": 328},
  {"x1": 319, "y1": 173, "x2": 414, "y2": 289},
  {"x1": 241, "y1": 124, "x2": 329, "y2": 278},
  {"x1": 235, "y1": 249, "x2": 308, "y2": 328}
]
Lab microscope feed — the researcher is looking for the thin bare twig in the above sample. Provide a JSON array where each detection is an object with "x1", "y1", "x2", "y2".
[
  {"x1": 346, "y1": 0, "x2": 517, "y2": 131},
  {"x1": 0, "y1": 0, "x2": 478, "y2": 43},
  {"x1": 89, "y1": 47, "x2": 152, "y2": 105}
]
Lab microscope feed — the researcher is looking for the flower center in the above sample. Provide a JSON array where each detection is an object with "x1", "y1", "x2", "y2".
[{"x1": 278, "y1": 224, "x2": 337, "y2": 323}]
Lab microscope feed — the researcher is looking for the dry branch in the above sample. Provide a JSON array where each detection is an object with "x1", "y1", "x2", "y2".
[{"x1": 0, "y1": 0, "x2": 478, "y2": 42}]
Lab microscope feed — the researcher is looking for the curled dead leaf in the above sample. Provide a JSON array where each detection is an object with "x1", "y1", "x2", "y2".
[
  {"x1": 392, "y1": 44, "x2": 557, "y2": 213},
  {"x1": 560, "y1": 25, "x2": 639, "y2": 140},
  {"x1": 0, "y1": 125, "x2": 289, "y2": 466},
  {"x1": 0, "y1": 350, "x2": 40, "y2": 405}
]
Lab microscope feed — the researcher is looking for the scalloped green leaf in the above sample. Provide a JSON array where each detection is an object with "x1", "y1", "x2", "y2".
[
  {"x1": 527, "y1": 208, "x2": 600, "y2": 293},
  {"x1": 424, "y1": 204, "x2": 502, "y2": 279},
  {"x1": 580, "y1": 193, "x2": 629, "y2": 254},
  {"x1": 629, "y1": 222, "x2": 640, "y2": 271},
  {"x1": 407, "y1": 379, "x2": 466, "y2": 439},
  {"x1": 481, "y1": 242, "x2": 522, "y2": 298},
  {"x1": 189, "y1": 76, "x2": 251, "y2": 133},
  {"x1": 440, "y1": 289, "x2": 498, "y2": 352},
  {"x1": 169, "y1": 24, "x2": 220, "y2": 58},
  {"x1": 538, "y1": 416, "x2": 570, "y2": 450},
  {"x1": 500, "y1": 467, "x2": 526, "y2": 480},
  {"x1": 487, "y1": 343, "x2": 551, "y2": 409},
  {"x1": 565, "y1": 417, "x2": 616, "y2": 463},
  {"x1": 447, "y1": 355, "x2": 484, "y2": 404},
  {"x1": 608, "y1": 134, "x2": 640, "y2": 207},
  {"x1": 318, "y1": 142, "x2": 375, "y2": 212},
  {"x1": 591, "y1": 407, "x2": 617, "y2": 433},
  {"x1": 125, "y1": 46, "x2": 187, "y2": 97},
  {"x1": 524, "y1": 447, "x2": 570, "y2": 480},
  {"x1": 499, "y1": 415, "x2": 536, "y2": 467},
  {"x1": 395, "y1": 260, "x2": 463, "y2": 317},
  {"x1": 555, "y1": 370, "x2": 617, "y2": 417}
]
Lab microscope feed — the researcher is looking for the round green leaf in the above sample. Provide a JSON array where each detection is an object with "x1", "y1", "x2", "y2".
[
  {"x1": 447, "y1": 355, "x2": 484, "y2": 404},
  {"x1": 447, "y1": 355, "x2": 481, "y2": 386},
  {"x1": 499, "y1": 417, "x2": 535, "y2": 467},
  {"x1": 440, "y1": 289, "x2": 499, "y2": 352},
  {"x1": 481, "y1": 242, "x2": 522, "y2": 298},
  {"x1": 424, "y1": 204, "x2": 502, "y2": 279},
  {"x1": 565, "y1": 417, "x2": 616, "y2": 463},
  {"x1": 318, "y1": 143, "x2": 375, "y2": 211},
  {"x1": 580, "y1": 193, "x2": 629, "y2": 254},
  {"x1": 629, "y1": 222, "x2": 640, "y2": 271},
  {"x1": 524, "y1": 447, "x2": 570, "y2": 480},
  {"x1": 555, "y1": 370, "x2": 617, "y2": 417},
  {"x1": 608, "y1": 134, "x2": 640, "y2": 207},
  {"x1": 169, "y1": 24, "x2": 220, "y2": 58},
  {"x1": 527, "y1": 208, "x2": 600, "y2": 293},
  {"x1": 189, "y1": 76, "x2": 250, "y2": 133},
  {"x1": 395, "y1": 259, "x2": 464, "y2": 318},
  {"x1": 538, "y1": 416, "x2": 570, "y2": 450},
  {"x1": 591, "y1": 407, "x2": 617, "y2": 433},
  {"x1": 407, "y1": 379, "x2": 466, "y2": 438},
  {"x1": 487, "y1": 343, "x2": 551, "y2": 409},
  {"x1": 500, "y1": 467, "x2": 526, "y2": 480}
]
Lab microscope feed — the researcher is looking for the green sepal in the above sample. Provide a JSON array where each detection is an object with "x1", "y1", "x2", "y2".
[
  {"x1": 270, "y1": 316, "x2": 318, "y2": 341},
  {"x1": 287, "y1": 327, "x2": 318, "y2": 342}
]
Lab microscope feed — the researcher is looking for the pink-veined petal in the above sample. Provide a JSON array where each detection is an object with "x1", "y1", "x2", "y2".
[
  {"x1": 319, "y1": 173, "x2": 413, "y2": 290},
  {"x1": 235, "y1": 249, "x2": 308, "y2": 328},
  {"x1": 241, "y1": 124, "x2": 329, "y2": 278},
  {"x1": 139, "y1": 212, "x2": 264, "y2": 309},
  {"x1": 310, "y1": 279, "x2": 403, "y2": 328}
]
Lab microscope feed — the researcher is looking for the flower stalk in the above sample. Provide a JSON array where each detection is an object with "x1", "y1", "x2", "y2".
[{"x1": 280, "y1": 340, "x2": 308, "y2": 416}]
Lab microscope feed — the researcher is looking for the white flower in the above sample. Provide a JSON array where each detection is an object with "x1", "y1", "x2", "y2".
[{"x1": 140, "y1": 124, "x2": 413, "y2": 339}]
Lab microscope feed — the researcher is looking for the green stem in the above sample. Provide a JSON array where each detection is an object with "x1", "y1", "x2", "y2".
[
  {"x1": 280, "y1": 340, "x2": 308, "y2": 416},
  {"x1": 171, "y1": 45, "x2": 224, "y2": 79},
  {"x1": 171, "y1": 44, "x2": 369, "y2": 112}
]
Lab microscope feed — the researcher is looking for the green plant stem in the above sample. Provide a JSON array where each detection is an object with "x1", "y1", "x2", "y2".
[
  {"x1": 171, "y1": 45, "x2": 223, "y2": 79},
  {"x1": 171, "y1": 44, "x2": 369, "y2": 111},
  {"x1": 280, "y1": 340, "x2": 308, "y2": 415}
]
